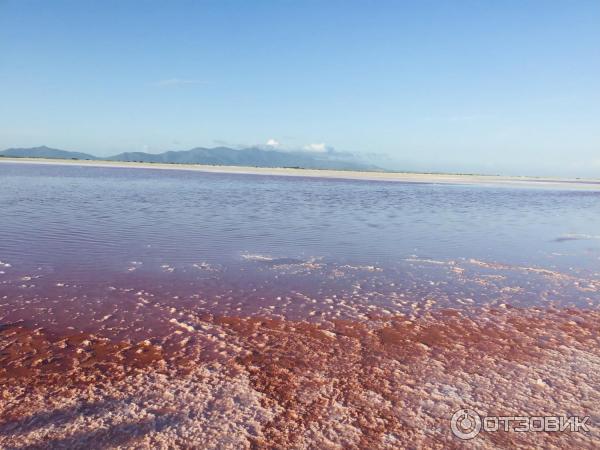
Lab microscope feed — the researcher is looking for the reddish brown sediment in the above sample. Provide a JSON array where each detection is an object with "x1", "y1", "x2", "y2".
[
  {"x1": 2, "y1": 255, "x2": 598, "y2": 349},
  {"x1": 1, "y1": 307, "x2": 599, "y2": 449}
]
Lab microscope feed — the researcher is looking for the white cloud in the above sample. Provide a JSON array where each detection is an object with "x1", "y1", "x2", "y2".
[
  {"x1": 266, "y1": 138, "x2": 280, "y2": 148},
  {"x1": 303, "y1": 142, "x2": 328, "y2": 153},
  {"x1": 149, "y1": 78, "x2": 207, "y2": 87}
]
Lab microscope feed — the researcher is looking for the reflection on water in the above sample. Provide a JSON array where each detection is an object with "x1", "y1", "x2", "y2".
[{"x1": 1, "y1": 162, "x2": 599, "y2": 336}]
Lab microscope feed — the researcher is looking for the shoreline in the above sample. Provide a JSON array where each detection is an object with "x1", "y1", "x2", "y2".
[
  {"x1": 2, "y1": 156, "x2": 600, "y2": 190},
  {"x1": 2, "y1": 307, "x2": 598, "y2": 448}
]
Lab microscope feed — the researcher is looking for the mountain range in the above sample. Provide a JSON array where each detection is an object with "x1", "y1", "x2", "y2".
[{"x1": 0, "y1": 146, "x2": 379, "y2": 171}]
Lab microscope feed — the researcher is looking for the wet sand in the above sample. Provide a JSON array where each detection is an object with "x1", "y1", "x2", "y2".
[
  {"x1": 1, "y1": 257, "x2": 599, "y2": 448},
  {"x1": 2, "y1": 157, "x2": 600, "y2": 190},
  {"x1": 1, "y1": 307, "x2": 599, "y2": 449}
]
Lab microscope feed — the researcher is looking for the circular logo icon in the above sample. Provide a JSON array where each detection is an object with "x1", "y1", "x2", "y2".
[{"x1": 451, "y1": 408, "x2": 482, "y2": 440}]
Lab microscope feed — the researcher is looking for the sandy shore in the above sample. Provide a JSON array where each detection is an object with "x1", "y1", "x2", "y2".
[
  {"x1": 2, "y1": 157, "x2": 599, "y2": 190},
  {"x1": 2, "y1": 307, "x2": 599, "y2": 449},
  {"x1": 1, "y1": 254, "x2": 599, "y2": 448}
]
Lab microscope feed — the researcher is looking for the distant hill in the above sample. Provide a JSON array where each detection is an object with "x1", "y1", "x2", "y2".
[
  {"x1": 1, "y1": 146, "x2": 379, "y2": 171},
  {"x1": 0, "y1": 146, "x2": 98, "y2": 159},
  {"x1": 0, "y1": 146, "x2": 97, "y2": 160}
]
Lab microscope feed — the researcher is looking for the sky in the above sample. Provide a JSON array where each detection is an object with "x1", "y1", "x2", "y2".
[{"x1": 1, "y1": 0, "x2": 599, "y2": 176}]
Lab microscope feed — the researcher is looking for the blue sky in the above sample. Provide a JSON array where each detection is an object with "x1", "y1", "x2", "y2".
[{"x1": 1, "y1": 0, "x2": 599, "y2": 176}]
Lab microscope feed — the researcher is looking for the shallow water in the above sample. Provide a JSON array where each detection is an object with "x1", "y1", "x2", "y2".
[{"x1": 1, "y1": 162, "x2": 599, "y2": 336}]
